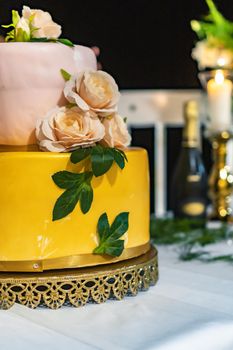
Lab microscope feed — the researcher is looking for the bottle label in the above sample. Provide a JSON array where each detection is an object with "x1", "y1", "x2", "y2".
[
  {"x1": 187, "y1": 174, "x2": 201, "y2": 182},
  {"x1": 182, "y1": 202, "x2": 205, "y2": 216},
  {"x1": 182, "y1": 140, "x2": 198, "y2": 148}
]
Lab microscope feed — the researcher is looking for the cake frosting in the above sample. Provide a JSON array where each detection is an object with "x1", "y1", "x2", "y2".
[
  {"x1": 0, "y1": 148, "x2": 150, "y2": 271},
  {"x1": 0, "y1": 43, "x2": 97, "y2": 145}
]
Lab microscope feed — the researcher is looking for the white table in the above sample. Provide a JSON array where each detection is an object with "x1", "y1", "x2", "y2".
[{"x1": 1, "y1": 245, "x2": 233, "y2": 350}]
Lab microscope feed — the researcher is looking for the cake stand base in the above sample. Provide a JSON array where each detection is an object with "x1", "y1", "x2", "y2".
[{"x1": 0, "y1": 245, "x2": 158, "y2": 310}]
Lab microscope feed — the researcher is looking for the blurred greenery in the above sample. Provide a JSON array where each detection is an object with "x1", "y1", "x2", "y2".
[
  {"x1": 150, "y1": 216, "x2": 233, "y2": 263},
  {"x1": 191, "y1": 0, "x2": 233, "y2": 49}
]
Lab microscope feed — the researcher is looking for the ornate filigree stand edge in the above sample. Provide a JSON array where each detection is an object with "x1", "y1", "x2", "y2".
[{"x1": 0, "y1": 245, "x2": 158, "y2": 310}]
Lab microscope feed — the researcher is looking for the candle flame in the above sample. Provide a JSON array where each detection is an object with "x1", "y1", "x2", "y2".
[{"x1": 215, "y1": 70, "x2": 224, "y2": 84}]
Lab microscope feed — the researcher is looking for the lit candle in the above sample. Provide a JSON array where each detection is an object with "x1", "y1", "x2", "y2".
[{"x1": 207, "y1": 70, "x2": 232, "y2": 132}]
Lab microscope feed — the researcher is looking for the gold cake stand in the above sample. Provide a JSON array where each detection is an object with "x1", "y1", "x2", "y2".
[{"x1": 0, "y1": 245, "x2": 158, "y2": 310}]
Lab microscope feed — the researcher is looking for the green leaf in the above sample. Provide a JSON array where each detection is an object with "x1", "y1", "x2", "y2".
[
  {"x1": 5, "y1": 30, "x2": 15, "y2": 42},
  {"x1": 30, "y1": 37, "x2": 49, "y2": 42},
  {"x1": 57, "y1": 38, "x2": 74, "y2": 47},
  {"x1": 66, "y1": 103, "x2": 77, "y2": 109},
  {"x1": 109, "y1": 212, "x2": 129, "y2": 240},
  {"x1": 191, "y1": 0, "x2": 233, "y2": 50},
  {"x1": 117, "y1": 149, "x2": 128, "y2": 162},
  {"x1": 79, "y1": 183, "x2": 93, "y2": 214},
  {"x1": 209, "y1": 254, "x2": 233, "y2": 262},
  {"x1": 60, "y1": 68, "x2": 72, "y2": 82},
  {"x1": 15, "y1": 27, "x2": 30, "y2": 42},
  {"x1": 52, "y1": 171, "x2": 85, "y2": 189},
  {"x1": 94, "y1": 240, "x2": 124, "y2": 257},
  {"x1": 19, "y1": 36, "x2": 74, "y2": 47},
  {"x1": 12, "y1": 10, "x2": 20, "y2": 26},
  {"x1": 91, "y1": 145, "x2": 114, "y2": 177},
  {"x1": 52, "y1": 171, "x2": 93, "y2": 220},
  {"x1": 53, "y1": 186, "x2": 81, "y2": 221},
  {"x1": 97, "y1": 213, "x2": 110, "y2": 241},
  {"x1": 30, "y1": 27, "x2": 40, "y2": 34},
  {"x1": 70, "y1": 147, "x2": 92, "y2": 164},
  {"x1": 93, "y1": 212, "x2": 129, "y2": 257},
  {"x1": 2, "y1": 24, "x2": 14, "y2": 29},
  {"x1": 112, "y1": 149, "x2": 125, "y2": 170},
  {"x1": 104, "y1": 240, "x2": 125, "y2": 257},
  {"x1": 206, "y1": 0, "x2": 226, "y2": 26},
  {"x1": 70, "y1": 145, "x2": 128, "y2": 179},
  {"x1": 93, "y1": 245, "x2": 105, "y2": 255}
]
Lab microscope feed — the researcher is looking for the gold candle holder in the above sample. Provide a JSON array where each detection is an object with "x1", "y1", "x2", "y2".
[
  {"x1": 199, "y1": 69, "x2": 233, "y2": 221},
  {"x1": 208, "y1": 131, "x2": 233, "y2": 221}
]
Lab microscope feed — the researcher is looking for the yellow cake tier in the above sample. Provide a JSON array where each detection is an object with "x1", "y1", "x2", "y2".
[{"x1": 0, "y1": 148, "x2": 150, "y2": 271}]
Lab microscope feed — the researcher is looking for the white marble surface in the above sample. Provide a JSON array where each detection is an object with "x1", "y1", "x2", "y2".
[{"x1": 1, "y1": 245, "x2": 233, "y2": 350}]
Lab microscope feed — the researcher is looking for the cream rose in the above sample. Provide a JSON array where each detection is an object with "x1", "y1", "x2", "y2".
[
  {"x1": 192, "y1": 40, "x2": 233, "y2": 69},
  {"x1": 100, "y1": 114, "x2": 131, "y2": 149},
  {"x1": 64, "y1": 70, "x2": 120, "y2": 116},
  {"x1": 36, "y1": 106, "x2": 105, "y2": 152},
  {"x1": 22, "y1": 6, "x2": 61, "y2": 39}
]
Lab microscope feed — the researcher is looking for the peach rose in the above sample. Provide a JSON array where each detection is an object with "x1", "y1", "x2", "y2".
[
  {"x1": 192, "y1": 40, "x2": 233, "y2": 69},
  {"x1": 22, "y1": 6, "x2": 61, "y2": 39},
  {"x1": 36, "y1": 106, "x2": 105, "y2": 152},
  {"x1": 64, "y1": 70, "x2": 120, "y2": 116},
  {"x1": 100, "y1": 114, "x2": 131, "y2": 149}
]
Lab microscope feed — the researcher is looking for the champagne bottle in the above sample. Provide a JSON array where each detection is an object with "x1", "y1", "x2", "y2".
[{"x1": 171, "y1": 100, "x2": 208, "y2": 219}]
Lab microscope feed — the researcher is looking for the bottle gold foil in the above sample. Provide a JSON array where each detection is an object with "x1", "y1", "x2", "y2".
[{"x1": 182, "y1": 100, "x2": 199, "y2": 148}]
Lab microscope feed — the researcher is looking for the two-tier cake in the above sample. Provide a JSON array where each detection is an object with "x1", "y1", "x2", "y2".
[{"x1": 0, "y1": 6, "x2": 157, "y2": 309}]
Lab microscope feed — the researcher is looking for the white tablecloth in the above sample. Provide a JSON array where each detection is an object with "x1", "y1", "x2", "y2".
[{"x1": 1, "y1": 245, "x2": 233, "y2": 350}]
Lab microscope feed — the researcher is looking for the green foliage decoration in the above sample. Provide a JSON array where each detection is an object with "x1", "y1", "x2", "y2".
[
  {"x1": 52, "y1": 145, "x2": 127, "y2": 221},
  {"x1": 93, "y1": 212, "x2": 129, "y2": 257},
  {"x1": 150, "y1": 216, "x2": 233, "y2": 263},
  {"x1": 191, "y1": 0, "x2": 233, "y2": 50}
]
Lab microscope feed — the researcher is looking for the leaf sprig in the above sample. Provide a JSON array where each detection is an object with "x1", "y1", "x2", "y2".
[
  {"x1": 150, "y1": 216, "x2": 233, "y2": 263},
  {"x1": 93, "y1": 212, "x2": 129, "y2": 257},
  {"x1": 2, "y1": 10, "x2": 27, "y2": 42},
  {"x1": 191, "y1": 0, "x2": 233, "y2": 50},
  {"x1": 30, "y1": 37, "x2": 74, "y2": 47},
  {"x1": 52, "y1": 145, "x2": 128, "y2": 221},
  {"x1": 52, "y1": 171, "x2": 93, "y2": 220},
  {"x1": 71, "y1": 145, "x2": 127, "y2": 177}
]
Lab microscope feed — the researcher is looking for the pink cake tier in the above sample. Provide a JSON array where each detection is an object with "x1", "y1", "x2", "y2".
[{"x1": 0, "y1": 43, "x2": 97, "y2": 146}]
